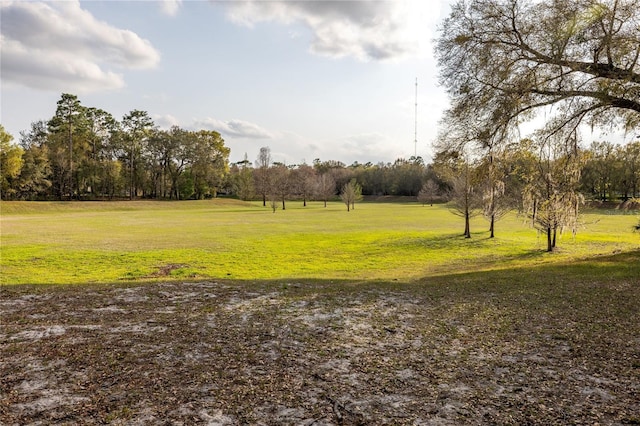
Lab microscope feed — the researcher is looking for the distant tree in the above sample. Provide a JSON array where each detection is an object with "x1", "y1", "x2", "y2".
[
  {"x1": 581, "y1": 141, "x2": 618, "y2": 201},
  {"x1": 47, "y1": 93, "x2": 89, "y2": 199},
  {"x1": 121, "y1": 110, "x2": 154, "y2": 199},
  {"x1": 417, "y1": 179, "x2": 439, "y2": 206},
  {"x1": 254, "y1": 147, "x2": 272, "y2": 206},
  {"x1": 477, "y1": 151, "x2": 513, "y2": 238},
  {"x1": 270, "y1": 163, "x2": 291, "y2": 210},
  {"x1": 390, "y1": 157, "x2": 425, "y2": 196},
  {"x1": 340, "y1": 179, "x2": 362, "y2": 212},
  {"x1": 0, "y1": 125, "x2": 23, "y2": 199},
  {"x1": 314, "y1": 173, "x2": 336, "y2": 207},
  {"x1": 189, "y1": 130, "x2": 229, "y2": 199},
  {"x1": 291, "y1": 163, "x2": 316, "y2": 206},
  {"x1": 619, "y1": 142, "x2": 640, "y2": 199},
  {"x1": 16, "y1": 121, "x2": 52, "y2": 199},
  {"x1": 447, "y1": 161, "x2": 481, "y2": 238},
  {"x1": 232, "y1": 153, "x2": 255, "y2": 201}
]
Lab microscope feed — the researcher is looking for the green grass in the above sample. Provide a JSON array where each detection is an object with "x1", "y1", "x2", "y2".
[{"x1": 1, "y1": 199, "x2": 638, "y2": 285}]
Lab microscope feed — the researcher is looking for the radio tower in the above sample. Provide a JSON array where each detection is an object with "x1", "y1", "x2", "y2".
[{"x1": 414, "y1": 77, "x2": 418, "y2": 158}]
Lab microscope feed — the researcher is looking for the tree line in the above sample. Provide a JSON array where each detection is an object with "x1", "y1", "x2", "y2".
[{"x1": 1, "y1": 94, "x2": 230, "y2": 201}]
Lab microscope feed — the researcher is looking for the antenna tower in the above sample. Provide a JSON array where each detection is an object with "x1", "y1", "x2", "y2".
[{"x1": 414, "y1": 77, "x2": 418, "y2": 158}]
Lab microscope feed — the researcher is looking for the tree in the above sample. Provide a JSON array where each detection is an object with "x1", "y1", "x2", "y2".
[
  {"x1": 121, "y1": 110, "x2": 154, "y2": 199},
  {"x1": 232, "y1": 153, "x2": 255, "y2": 201},
  {"x1": 523, "y1": 132, "x2": 586, "y2": 252},
  {"x1": 582, "y1": 141, "x2": 618, "y2": 201},
  {"x1": 189, "y1": 130, "x2": 229, "y2": 199},
  {"x1": 270, "y1": 163, "x2": 291, "y2": 210},
  {"x1": 417, "y1": 179, "x2": 439, "y2": 206},
  {"x1": 314, "y1": 173, "x2": 336, "y2": 207},
  {"x1": 436, "y1": 0, "x2": 640, "y2": 149},
  {"x1": 16, "y1": 121, "x2": 52, "y2": 199},
  {"x1": 340, "y1": 179, "x2": 362, "y2": 212},
  {"x1": 85, "y1": 107, "x2": 118, "y2": 198},
  {"x1": 0, "y1": 125, "x2": 23, "y2": 199},
  {"x1": 291, "y1": 163, "x2": 316, "y2": 206},
  {"x1": 447, "y1": 161, "x2": 481, "y2": 238},
  {"x1": 477, "y1": 151, "x2": 513, "y2": 238},
  {"x1": 47, "y1": 93, "x2": 89, "y2": 199},
  {"x1": 617, "y1": 141, "x2": 640, "y2": 199},
  {"x1": 254, "y1": 146, "x2": 272, "y2": 206}
]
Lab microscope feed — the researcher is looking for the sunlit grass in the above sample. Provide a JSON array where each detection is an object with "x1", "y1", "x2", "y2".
[{"x1": 1, "y1": 199, "x2": 638, "y2": 285}]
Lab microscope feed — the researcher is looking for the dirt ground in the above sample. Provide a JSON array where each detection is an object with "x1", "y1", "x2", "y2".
[{"x1": 1, "y1": 275, "x2": 639, "y2": 425}]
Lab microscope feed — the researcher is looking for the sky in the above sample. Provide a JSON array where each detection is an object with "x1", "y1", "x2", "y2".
[{"x1": 1, "y1": 0, "x2": 454, "y2": 165}]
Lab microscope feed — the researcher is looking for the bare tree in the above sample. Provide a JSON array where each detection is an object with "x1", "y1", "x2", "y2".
[
  {"x1": 417, "y1": 179, "x2": 439, "y2": 206},
  {"x1": 314, "y1": 173, "x2": 336, "y2": 207},
  {"x1": 340, "y1": 179, "x2": 362, "y2": 212},
  {"x1": 448, "y1": 162, "x2": 481, "y2": 238},
  {"x1": 270, "y1": 163, "x2": 291, "y2": 210},
  {"x1": 291, "y1": 163, "x2": 316, "y2": 207}
]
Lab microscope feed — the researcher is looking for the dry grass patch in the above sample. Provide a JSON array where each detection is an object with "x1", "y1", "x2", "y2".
[{"x1": 2, "y1": 251, "x2": 639, "y2": 424}]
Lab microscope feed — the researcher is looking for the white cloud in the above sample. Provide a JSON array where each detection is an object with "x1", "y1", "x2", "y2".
[
  {"x1": 223, "y1": 0, "x2": 436, "y2": 62},
  {"x1": 0, "y1": 1, "x2": 160, "y2": 93},
  {"x1": 154, "y1": 114, "x2": 181, "y2": 130},
  {"x1": 194, "y1": 118, "x2": 274, "y2": 139},
  {"x1": 160, "y1": 0, "x2": 183, "y2": 17}
]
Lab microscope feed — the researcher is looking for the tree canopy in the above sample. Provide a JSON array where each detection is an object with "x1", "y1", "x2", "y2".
[{"x1": 436, "y1": 0, "x2": 640, "y2": 146}]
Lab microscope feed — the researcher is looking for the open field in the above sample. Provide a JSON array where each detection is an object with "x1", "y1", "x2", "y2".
[
  {"x1": 1, "y1": 200, "x2": 639, "y2": 424},
  {"x1": 1, "y1": 199, "x2": 639, "y2": 285}
]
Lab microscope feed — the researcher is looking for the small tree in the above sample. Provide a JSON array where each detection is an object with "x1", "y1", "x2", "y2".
[
  {"x1": 314, "y1": 173, "x2": 336, "y2": 207},
  {"x1": 447, "y1": 162, "x2": 481, "y2": 238},
  {"x1": 417, "y1": 179, "x2": 439, "y2": 206},
  {"x1": 340, "y1": 179, "x2": 362, "y2": 212}
]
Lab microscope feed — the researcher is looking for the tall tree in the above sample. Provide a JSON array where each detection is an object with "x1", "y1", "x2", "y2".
[
  {"x1": 121, "y1": 110, "x2": 154, "y2": 199},
  {"x1": 16, "y1": 121, "x2": 52, "y2": 199},
  {"x1": 254, "y1": 146, "x2": 272, "y2": 206},
  {"x1": 232, "y1": 153, "x2": 255, "y2": 201},
  {"x1": 436, "y1": 0, "x2": 640, "y2": 147},
  {"x1": 85, "y1": 107, "x2": 118, "y2": 198},
  {"x1": 189, "y1": 130, "x2": 229, "y2": 199},
  {"x1": 47, "y1": 93, "x2": 88, "y2": 199}
]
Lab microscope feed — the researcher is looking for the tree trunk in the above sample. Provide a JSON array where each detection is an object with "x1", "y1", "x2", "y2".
[
  {"x1": 489, "y1": 214, "x2": 495, "y2": 238},
  {"x1": 262, "y1": 194, "x2": 266, "y2": 207},
  {"x1": 552, "y1": 227, "x2": 557, "y2": 248},
  {"x1": 464, "y1": 209, "x2": 471, "y2": 238},
  {"x1": 546, "y1": 227, "x2": 553, "y2": 252}
]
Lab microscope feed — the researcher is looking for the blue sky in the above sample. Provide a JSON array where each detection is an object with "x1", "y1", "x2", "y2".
[{"x1": 1, "y1": 0, "x2": 453, "y2": 164}]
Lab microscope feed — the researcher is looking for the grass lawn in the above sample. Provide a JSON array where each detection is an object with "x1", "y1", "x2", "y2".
[{"x1": 1, "y1": 199, "x2": 638, "y2": 285}]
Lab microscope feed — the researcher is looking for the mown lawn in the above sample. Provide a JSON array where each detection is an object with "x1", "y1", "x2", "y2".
[{"x1": 1, "y1": 199, "x2": 638, "y2": 285}]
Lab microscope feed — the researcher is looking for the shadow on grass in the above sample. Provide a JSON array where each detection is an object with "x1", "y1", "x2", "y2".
[{"x1": 5, "y1": 249, "x2": 638, "y2": 296}]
